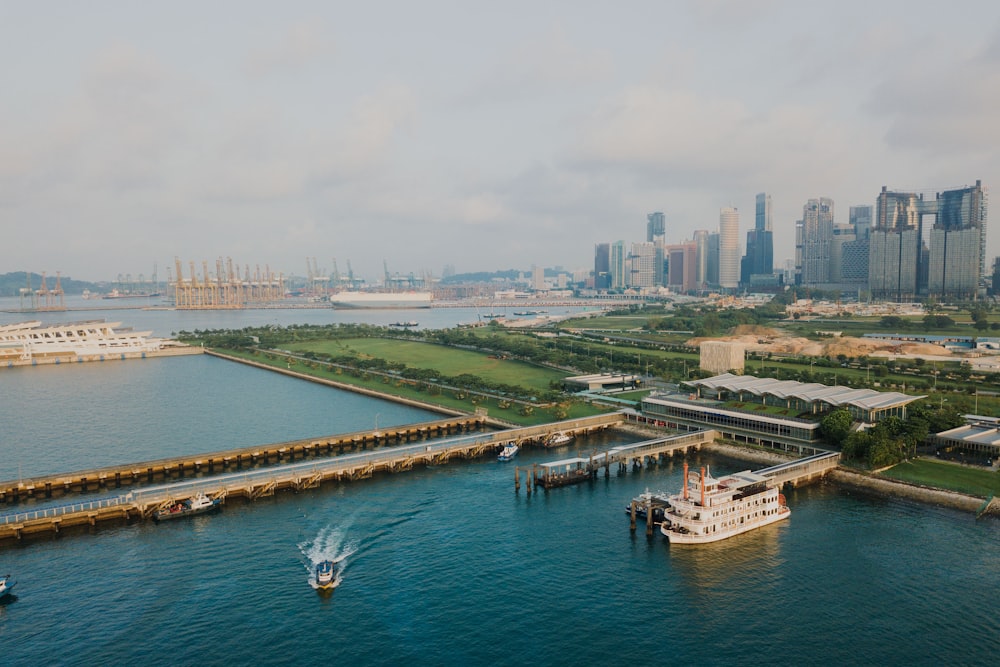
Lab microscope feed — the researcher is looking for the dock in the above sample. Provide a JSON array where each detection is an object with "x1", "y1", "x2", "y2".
[
  {"x1": 0, "y1": 413, "x2": 625, "y2": 542},
  {"x1": 525, "y1": 430, "x2": 717, "y2": 490}
]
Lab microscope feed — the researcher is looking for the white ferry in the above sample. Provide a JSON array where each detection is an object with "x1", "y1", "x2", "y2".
[
  {"x1": 660, "y1": 462, "x2": 789, "y2": 544},
  {"x1": 329, "y1": 291, "x2": 433, "y2": 309},
  {"x1": 0, "y1": 320, "x2": 163, "y2": 364}
]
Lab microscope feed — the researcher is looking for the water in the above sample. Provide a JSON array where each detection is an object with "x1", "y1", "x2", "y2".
[{"x1": 1, "y1": 313, "x2": 999, "y2": 665}]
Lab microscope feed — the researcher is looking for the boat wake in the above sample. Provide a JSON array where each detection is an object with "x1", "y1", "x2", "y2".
[{"x1": 299, "y1": 524, "x2": 358, "y2": 590}]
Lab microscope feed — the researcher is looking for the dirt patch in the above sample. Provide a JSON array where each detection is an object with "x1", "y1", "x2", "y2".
[{"x1": 686, "y1": 331, "x2": 953, "y2": 360}]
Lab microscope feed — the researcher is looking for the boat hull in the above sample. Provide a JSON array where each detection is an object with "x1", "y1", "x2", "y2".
[
  {"x1": 662, "y1": 507, "x2": 789, "y2": 544},
  {"x1": 153, "y1": 500, "x2": 221, "y2": 522}
]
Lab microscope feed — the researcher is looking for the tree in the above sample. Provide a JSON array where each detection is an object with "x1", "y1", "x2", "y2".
[{"x1": 819, "y1": 409, "x2": 853, "y2": 448}]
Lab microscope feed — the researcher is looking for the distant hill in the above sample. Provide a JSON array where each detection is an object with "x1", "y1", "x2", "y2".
[
  {"x1": 440, "y1": 269, "x2": 522, "y2": 285},
  {"x1": 0, "y1": 272, "x2": 101, "y2": 297}
]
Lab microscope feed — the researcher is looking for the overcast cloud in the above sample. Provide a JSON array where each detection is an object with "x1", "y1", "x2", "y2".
[{"x1": 3, "y1": 1, "x2": 999, "y2": 282}]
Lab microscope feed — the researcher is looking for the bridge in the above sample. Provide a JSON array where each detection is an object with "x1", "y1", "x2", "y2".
[
  {"x1": 0, "y1": 413, "x2": 625, "y2": 542},
  {"x1": 756, "y1": 451, "x2": 840, "y2": 487}
]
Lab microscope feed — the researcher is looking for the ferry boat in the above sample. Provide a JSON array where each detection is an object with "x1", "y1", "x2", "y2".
[
  {"x1": 152, "y1": 493, "x2": 222, "y2": 522},
  {"x1": 545, "y1": 432, "x2": 574, "y2": 447},
  {"x1": 315, "y1": 560, "x2": 336, "y2": 590},
  {"x1": 660, "y1": 462, "x2": 789, "y2": 544},
  {"x1": 0, "y1": 320, "x2": 163, "y2": 364},
  {"x1": 497, "y1": 443, "x2": 519, "y2": 461},
  {"x1": 389, "y1": 321, "x2": 419, "y2": 328},
  {"x1": 329, "y1": 291, "x2": 433, "y2": 309},
  {"x1": 0, "y1": 574, "x2": 15, "y2": 599}
]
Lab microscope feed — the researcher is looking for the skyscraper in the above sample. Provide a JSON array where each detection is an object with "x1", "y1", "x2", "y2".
[
  {"x1": 693, "y1": 230, "x2": 710, "y2": 289},
  {"x1": 719, "y1": 207, "x2": 740, "y2": 289},
  {"x1": 870, "y1": 182, "x2": 987, "y2": 301},
  {"x1": 751, "y1": 192, "x2": 774, "y2": 276},
  {"x1": 629, "y1": 242, "x2": 657, "y2": 288},
  {"x1": 646, "y1": 212, "x2": 666, "y2": 243},
  {"x1": 594, "y1": 243, "x2": 611, "y2": 289},
  {"x1": 610, "y1": 240, "x2": 627, "y2": 289},
  {"x1": 798, "y1": 198, "x2": 834, "y2": 285}
]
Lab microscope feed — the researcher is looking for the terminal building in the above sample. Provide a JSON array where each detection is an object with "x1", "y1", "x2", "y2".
[{"x1": 640, "y1": 373, "x2": 923, "y2": 452}]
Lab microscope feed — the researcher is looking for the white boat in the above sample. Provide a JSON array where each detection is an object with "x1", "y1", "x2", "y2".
[
  {"x1": 660, "y1": 462, "x2": 789, "y2": 544},
  {"x1": 315, "y1": 560, "x2": 336, "y2": 590},
  {"x1": 545, "y1": 432, "x2": 574, "y2": 447},
  {"x1": 0, "y1": 320, "x2": 163, "y2": 364},
  {"x1": 329, "y1": 291, "x2": 433, "y2": 309},
  {"x1": 625, "y1": 488, "x2": 671, "y2": 523},
  {"x1": 152, "y1": 493, "x2": 222, "y2": 522},
  {"x1": 497, "y1": 443, "x2": 519, "y2": 461},
  {"x1": 0, "y1": 574, "x2": 15, "y2": 599}
]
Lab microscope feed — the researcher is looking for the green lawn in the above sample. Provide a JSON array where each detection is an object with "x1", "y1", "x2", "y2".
[
  {"x1": 881, "y1": 458, "x2": 1000, "y2": 497},
  {"x1": 286, "y1": 338, "x2": 565, "y2": 392},
  {"x1": 214, "y1": 348, "x2": 608, "y2": 426}
]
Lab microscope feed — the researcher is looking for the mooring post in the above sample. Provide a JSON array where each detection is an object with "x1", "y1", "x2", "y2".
[
  {"x1": 605, "y1": 451, "x2": 610, "y2": 477},
  {"x1": 515, "y1": 466, "x2": 520, "y2": 492},
  {"x1": 630, "y1": 501, "x2": 637, "y2": 532},
  {"x1": 646, "y1": 500, "x2": 654, "y2": 536}
]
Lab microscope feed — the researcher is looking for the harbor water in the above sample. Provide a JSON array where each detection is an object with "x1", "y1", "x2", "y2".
[{"x1": 1, "y1": 307, "x2": 998, "y2": 665}]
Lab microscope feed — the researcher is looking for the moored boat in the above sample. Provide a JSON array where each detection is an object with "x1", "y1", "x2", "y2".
[
  {"x1": 625, "y1": 488, "x2": 671, "y2": 523},
  {"x1": 497, "y1": 443, "x2": 519, "y2": 461},
  {"x1": 660, "y1": 462, "x2": 789, "y2": 544},
  {"x1": 315, "y1": 560, "x2": 336, "y2": 589},
  {"x1": 0, "y1": 574, "x2": 15, "y2": 599},
  {"x1": 153, "y1": 493, "x2": 222, "y2": 522},
  {"x1": 545, "y1": 432, "x2": 574, "y2": 447}
]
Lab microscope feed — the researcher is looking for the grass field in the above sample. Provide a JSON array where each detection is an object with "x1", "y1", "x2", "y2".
[
  {"x1": 881, "y1": 458, "x2": 1000, "y2": 497},
  {"x1": 215, "y1": 348, "x2": 609, "y2": 426},
  {"x1": 286, "y1": 338, "x2": 565, "y2": 392}
]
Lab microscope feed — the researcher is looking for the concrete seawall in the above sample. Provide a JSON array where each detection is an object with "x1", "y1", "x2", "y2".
[
  {"x1": 205, "y1": 350, "x2": 478, "y2": 420},
  {"x1": 828, "y1": 469, "x2": 985, "y2": 513}
]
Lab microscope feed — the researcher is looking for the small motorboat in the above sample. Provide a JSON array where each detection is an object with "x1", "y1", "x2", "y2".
[
  {"x1": 0, "y1": 574, "x2": 15, "y2": 599},
  {"x1": 315, "y1": 560, "x2": 336, "y2": 590},
  {"x1": 152, "y1": 492, "x2": 222, "y2": 522},
  {"x1": 545, "y1": 432, "x2": 574, "y2": 447},
  {"x1": 497, "y1": 443, "x2": 519, "y2": 461}
]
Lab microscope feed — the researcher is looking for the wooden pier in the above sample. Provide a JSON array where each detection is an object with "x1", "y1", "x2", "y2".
[
  {"x1": 0, "y1": 415, "x2": 489, "y2": 504},
  {"x1": 0, "y1": 413, "x2": 625, "y2": 542}
]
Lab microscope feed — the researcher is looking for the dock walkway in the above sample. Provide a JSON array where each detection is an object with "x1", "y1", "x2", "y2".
[{"x1": 0, "y1": 413, "x2": 625, "y2": 542}]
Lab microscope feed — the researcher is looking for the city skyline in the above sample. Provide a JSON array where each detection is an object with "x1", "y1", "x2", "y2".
[{"x1": 5, "y1": 2, "x2": 1000, "y2": 282}]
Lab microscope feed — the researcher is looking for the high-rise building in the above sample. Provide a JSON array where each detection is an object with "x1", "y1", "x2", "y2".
[
  {"x1": 663, "y1": 241, "x2": 698, "y2": 292},
  {"x1": 707, "y1": 232, "x2": 720, "y2": 287},
  {"x1": 798, "y1": 198, "x2": 835, "y2": 285},
  {"x1": 719, "y1": 207, "x2": 740, "y2": 289},
  {"x1": 647, "y1": 212, "x2": 665, "y2": 243},
  {"x1": 693, "y1": 230, "x2": 710, "y2": 289},
  {"x1": 594, "y1": 243, "x2": 611, "y2": 289},
  {"x1": 870, "y1": 181, "x2": 987, "y2": 301},
  {"x1": 610, "y1": 240, "x2": 627, "y2": 289},
  {"x1": 629, "y1": 242, "x2": 658, "y2": 288}
]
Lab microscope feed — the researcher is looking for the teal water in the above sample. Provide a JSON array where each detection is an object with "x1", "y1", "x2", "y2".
[{"x1": 1, "y1": 346, "x2": 998, "y2": 665}]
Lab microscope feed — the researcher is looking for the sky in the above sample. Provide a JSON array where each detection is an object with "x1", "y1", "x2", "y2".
[{"x1": 4, "y1": 1, "x2": 1000, "y2": 284}]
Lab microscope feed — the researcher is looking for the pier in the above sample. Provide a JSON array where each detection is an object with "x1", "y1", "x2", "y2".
[
  {"x1": 524, "y1": 430, "x2": 718, "y2": 490},
  {"x1": 0, "y1": 413, "x2": 624, "y2": 542}
]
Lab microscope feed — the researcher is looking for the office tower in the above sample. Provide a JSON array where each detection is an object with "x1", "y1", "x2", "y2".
[
  {"x1": 629, "y1": 242, "x2": 657, "y2": 288},
  {"x1": 798, "y1": 198, "x2": 834, "y2": 285},
  {"x1": 870, "y1": 181, "x2": 987, "y2": 300},
  {"x1": 594, "y1": 243, "x2": 611, "y2": 289},
  {"x1": 647, "y1": 212, "x2": 666, "y2": 243},
  {"x1": 707, "y1": 232, "x2": 720, "y2": 287},
  {"x1": 752, "y1": 193, "x2": 774, "y2": 277},
  {"x1": 719, "y1": 207, "x2": 740, "y2": 289},
  {"x1": 610, "y1": 240, "x2": 627, "y2": 289},
  {"x1": 839, "y1": 206, "x2": 872, "y2": 286},
  {"x1": 693, "y1": 230, "x2": 709, "y2": 288},
  {"x1": 664, "y1": 241, "x2": 698, "y2": 292}
]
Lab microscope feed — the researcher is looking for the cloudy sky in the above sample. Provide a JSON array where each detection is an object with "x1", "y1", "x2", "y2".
[{"x1": 4, "y1": 1, "x2": 1000, "y2": 283}]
